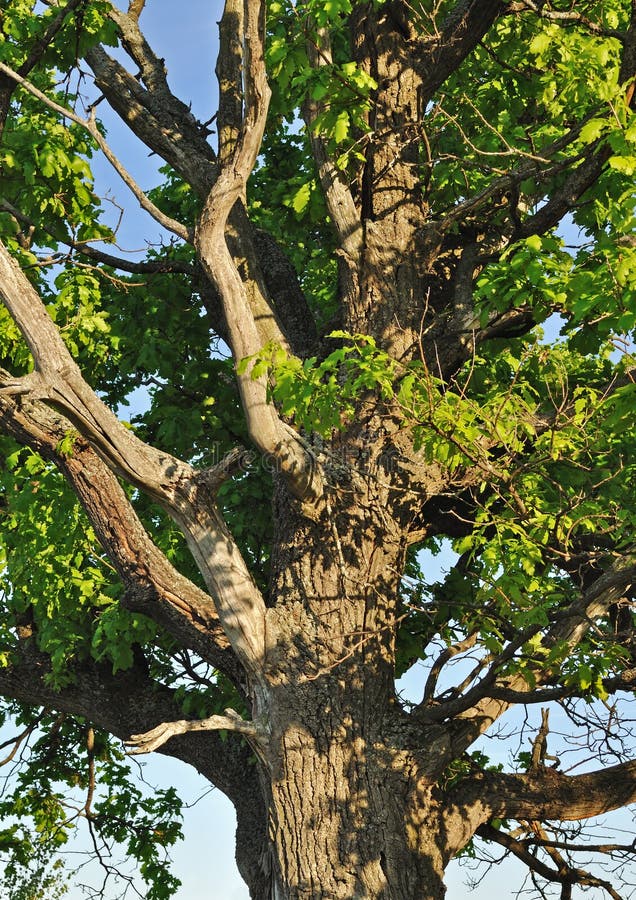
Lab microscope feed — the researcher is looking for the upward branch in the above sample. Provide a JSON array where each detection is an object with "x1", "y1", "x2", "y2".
[
  {"x1": 0, "y1": 243, "x2": 267, "y2": 678},
  {"x1": 0, "y1": 386, "x2": 236, "y2": 674},
  {"x1": 196, "y1": 0, "x2": 322, "y2": 502}
]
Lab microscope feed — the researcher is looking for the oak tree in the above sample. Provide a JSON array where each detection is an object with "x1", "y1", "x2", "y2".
[{"x1": 0, "y1": 0, "x2": 635, "y2": 897}]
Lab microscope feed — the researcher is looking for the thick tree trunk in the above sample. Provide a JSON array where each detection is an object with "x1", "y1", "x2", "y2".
[
  {"x1": 245, "y1": 487, "x2": 453, "y2": 899},
  {"x1": 264, "y1": 708, "x2": 448, "y2": 900}
]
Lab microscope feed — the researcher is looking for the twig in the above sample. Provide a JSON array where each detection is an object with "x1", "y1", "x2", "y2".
[{"x1": 0, "y1": 61, "x2": 191, "y2": 242}]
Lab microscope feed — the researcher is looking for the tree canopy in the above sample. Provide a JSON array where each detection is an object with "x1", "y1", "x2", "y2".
[{"x1": 0, "y1": 0, "x2": 634, "y2": 898}]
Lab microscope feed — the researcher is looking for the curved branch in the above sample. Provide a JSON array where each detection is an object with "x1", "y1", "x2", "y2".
[
  {"x1": 421, "y1": 632, "x2": 478, "y2": 705},
  {"x1": 472, "y1": 757, "x2": 636, "y2": 823},
  {"x1": 195, "y1": 0, "x2": 322, "y2": 501},
  {"x1": 0, "y1": 242, "x2": 267, "y2": 678},
  {"x1": 476, "y1": 823, "x2": 625, "y2": 900},
  {"x1": 0, "y1": 641, "x2": 250, "y2": 801},
  {"x1": 87, "y1": 17, "x2": 317, "y2": 357},
  {"x1": 439, "y1": 756, "x2": 636, "y2": 867},
  {"x1": 414, "y1": 550, "x2": 636, "y2": 768},
  {"x1": 416, "y1": 0, "x2": 505, "y2": 106},
  {"x1": 126, "y1": 706, "x2": 268, "y2": 755},
  {"x1": 0, "y1": 386, "x2": 238, "y2": 675},
  {"x1": 0, "y1": 639, "x2": 270, "y2": 897},
  {"x1": 86, "y1": 44, "x2": 217, "y2": 196}
]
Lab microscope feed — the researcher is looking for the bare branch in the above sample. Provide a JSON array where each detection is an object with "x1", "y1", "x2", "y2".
[
  {"x1": 421, "y1": 632, "x2": 478, "y2": 705},
  {"x1": 476, "y1": 823, "x2": 626, "y2": 900},
  {"x1": 0, "y1": 641, "x2": 254, "y2": 798},
  {"x1": 417, "y1": 620, "x2": 542, "y2": 723},
  {"x1": 469, "y1": 757, "x2": 636, "y2": 823},
  {"x1": 477, "y1": 823, "x2": 571, "y2": 885},
  {"x1": 125, "y1": 707, "x2": 268, "y2": 755},
  {"x1": 529, "y1": 708, "x2": 551, "y2": 773},
  {"x1": 88, "y1": 2, "x2": 217, "y2": 192},
  {"x1": 0, "y1": 196, "x2": 194, "y2": 274},
  {"x1": 127, "y1": 0, "x2": 146, "y2": 21},
  {"x1": 414, "y1": 550, "x2": 636, "y2": 769},
  {"x1": 196, "y1": 0, "x2": 322, "y2": 501}
]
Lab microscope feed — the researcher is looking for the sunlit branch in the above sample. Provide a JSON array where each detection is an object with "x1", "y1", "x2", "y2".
[
  {"x1": 196, "y1": 0, "x2": 322, "y2": 501},
  {"x1": 125, "y1": 707, "x2": 269, "y2": 755},
  {"x1": 0, "y1": 243, "x2": 268, "y2": 676},
  {"x1": 303, "y1": 23, "x2": 363, "y2": 262},
  {"x1": 0, "y1": 383, "x2": 236, "y2": 673}
]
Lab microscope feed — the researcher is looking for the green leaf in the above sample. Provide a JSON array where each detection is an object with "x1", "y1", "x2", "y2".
[{"x1": 333, "y1": 110, "x2": 350, "y2": 144}]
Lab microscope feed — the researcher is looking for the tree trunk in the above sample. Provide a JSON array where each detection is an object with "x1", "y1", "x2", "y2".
[
  {"x1": 266, "y1": 727, "x2": 448, "y2": 899},
  {"x1": 249, "y1": 490, "x2": 453, "y2": 899}
]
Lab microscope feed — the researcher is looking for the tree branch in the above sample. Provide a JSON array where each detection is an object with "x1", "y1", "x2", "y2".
[
  {"x1": 509, "y1": 0, "x2": 627, "y2": 41},
  {"x1": 0, "y1": 641, "x2": 252, "y2": 800},
  {"x1": 125, "y1": 707, "x2": 268, "y2": 755},
  {"x1": 413, "y1": 549, "x2": 636, "y2": 771},
  {"x1": 85, "y1": 16, "x2": 318, "y2": 357},
  {"x1": 0, "y1": 197, "x2": 195, "y2": 275},
  {"x1": 417, "y1": 0, "x2": 505, "y2": 105},
  {"x1": 216, "y1": 0, "x2": 244, "y2": 166},
  {"x1": 0, "y1": 385, "x2": 239, "y2": 675},
  {"x1": 484, "y1": 668, "x2": 636, "y2": 704},
  {"x1": 195, "y1": 0, "x2": 322, "y2": 501},
  {"x1": 474, "y1": 757, "x2": 636, "y2": 823},
  {"x1": 87, "y1": 28, "x2": 317, "y2": 357},
  {"x1": 548, "y1": 550, "x2": 636, "y2": 649},
  {"x1": 0, "y1": 242, "x2": 268, "y2": 679},
  {"x1": 513, "y1": 2, "x2": 636, "y2": 239},
  {"x1": 303, "y1": 24, "x2": 363, "y2": 263},
  {"x1": 0, "y1": 0, "x2": 86, "y2": 136},
  {"x1": 0, "y1": 61, "x2": 191, "y2": 242},
  {"x1": 476, "y1": 823, "x2": 626, "y2": 900},
  {"x1": 87, "y1": 14, "x2": 217, "y2": 194}
]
